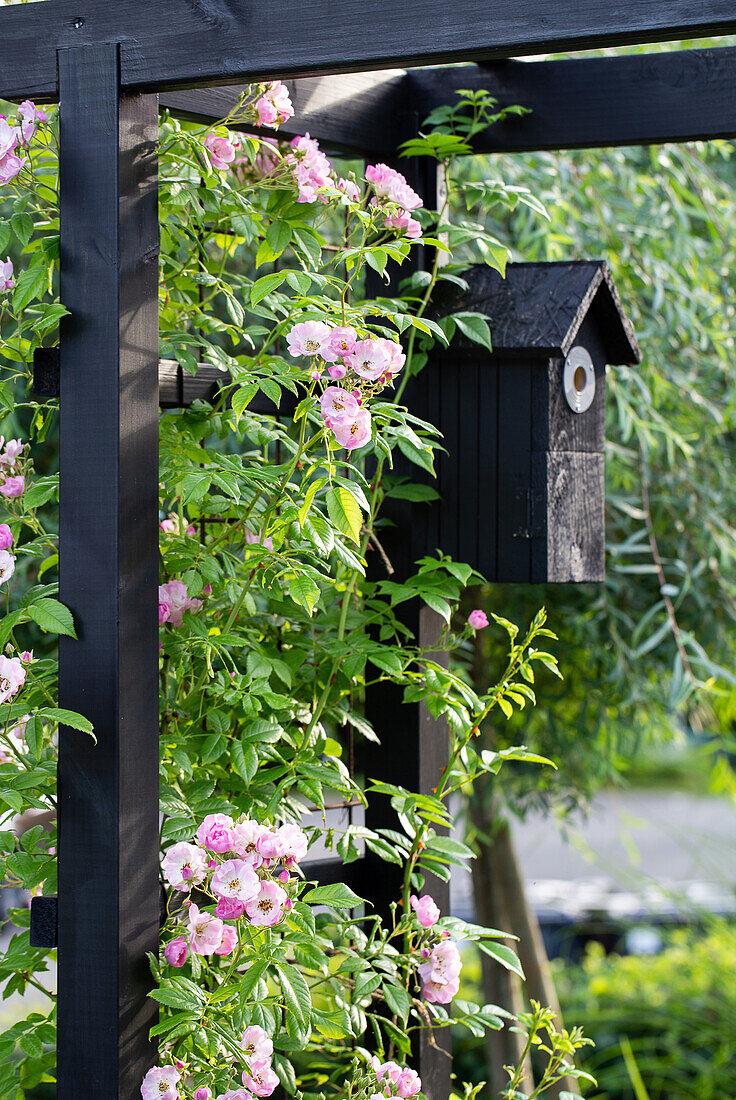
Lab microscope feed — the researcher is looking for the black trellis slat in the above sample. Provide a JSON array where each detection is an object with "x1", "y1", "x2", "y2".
[
  {"x1": 56, "y1": 43, "x2": 160, "y2": 1097},
  {"x1": 408, "y1": 46, "x2": 736, "y2": 153},
  {"x1": 3, "y1": 0, "x2": 736, "y2": 100}
]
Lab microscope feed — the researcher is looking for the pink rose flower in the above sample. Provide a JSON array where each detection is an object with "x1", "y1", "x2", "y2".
[
  {"x1": 322, "y1": 325, "x2": 358, "y2": 362},
  {"x1": 196, "y1": 812, "x2": 235, "y2": 853},
  {"x1": 0, "y1": 549, "x2": 14, "y2": 586},
  {"x1": 272, "y1": 822, "x2": 308, "y2": 863},
  {"x1": 158, "y1": 601, "x2": 170, "y2": 626},
  {"x1": 215, "y1": 924, "x2": 238, "y2": 956},
  {"x1": 0, "y1": 257, "x2": 13, "y2": 291},
  {"x1": 0, "y1": 116, "x2": 18, "y2": 159},
  {"x1": 0, "y1": 655, "x2": 25, "y2": 704},
  {"x1": 346, "y1": 339, "x2": 391, "y2": 381},
  {"x1": 158, "y1": 579, "x2": 202, "y2": 628},
  {"x1": 17, "y1": 101, "x2": 47, "y2": 143},
  {"x1": 0, "y1": 523, "x2": 12, "y2": 550},
  {"x1": 230, "y1": 819, "x2": 269, "y2": 865},
  {"x1": 0, "y1": 151, "x2": 26, "y2": 184},
  {"x1": 204, "y1": 132, "x2": 237, "y2": 172},
  {"x1": 285, "y1": 133, "x2": 335, "y2": 203},
  {"x1": 332, "y1": 407, "x2": 372, "y2": 450},
  {"x1": 245, "y1": 880, "x2": 287, "y2": 927},
  {"x1": 239, "y1": 1025, "x2": 273, "y2": 1064},
  {"x1": 319, "y1": 386, "x2": 360, "y2": 425},
  {"x1": 211, "y1": 858, "x2": 260, "y2": 903},
  {"x1": 2, "y1": 438, "x2": 24, "y2": 466},
  {"x1": 397, "y1": 1068, "x2": 422, "y2": 1097},
  {"x1": 468, "y1": 609, "x2": 489, "y2": 629},
  {"x1": 286, "y1": 319, "x2": 332, "y2": 358},
  {"x1": 164, "y1": 936, "x2": 189, "y2": 968},
  {"x1": 161, "y1": 841, "x2": 208, "y2": 891},
  {"x1": 214, "y1": 895, "x2": 246, "y2": 920},
  {"x1": 410, "y1": 893, "x2": 441, "y2": 928},
  {"x1": 366, "y1": 163, "x2": 422, "y2": 210},
  {"x1": 0, "y1": 475, "x2": 25, "y2": 498},
  {"x1": 141, "y1": 1065, "x2": 181, "y2": 1100},
  {"x1": 372, "y1": 1059, "x2": 402, "y2": 1085},
  {"x1": 255, "y1": 81, "x2": 294, "y2": 127},
  {"x1": 418, "y1": 939, "x2": 462, "y2": 1004},
  {"x1": 337, "y1": 177, "x2": 361, "y2": 202},
  {"x1": 242, "y1": 1059, "x2": 280, "y2": 1097},
  {"x1": 384, "y1": 211, "x2": 423, "y2": 239},
  {"x1": 187, "y1": 903, "x2": 225, "y2": 956},
  {"x1": 377, "y1": 338, "x2": 406, "y2": 377}
]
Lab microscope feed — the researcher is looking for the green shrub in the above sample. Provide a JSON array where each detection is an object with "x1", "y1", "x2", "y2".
[{"x1": 555, "y1": 922, "x2": 736, "y2": 1099}]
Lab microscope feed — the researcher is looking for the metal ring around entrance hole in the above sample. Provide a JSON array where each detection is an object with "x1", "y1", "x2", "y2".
[{"x1": 563, "y1": 346, "x2": 596, "y2": 413}]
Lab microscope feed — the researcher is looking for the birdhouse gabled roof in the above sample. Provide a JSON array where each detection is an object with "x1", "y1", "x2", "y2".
[{"x1": 437, "y1": 260, "x2": 641, "y2": 364}]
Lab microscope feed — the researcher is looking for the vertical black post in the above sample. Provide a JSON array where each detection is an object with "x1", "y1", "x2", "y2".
[
  {"x1": 57, "y1": 44, "x2": 160, "y2": 1098},
  {"x1": 363, "y1": 138, "x2": 452, "y2": 1099}
]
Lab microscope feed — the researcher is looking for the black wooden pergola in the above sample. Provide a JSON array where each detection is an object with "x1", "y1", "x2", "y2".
[{"x1": 2, "y1": 3, "x2": 736, "y2": 1096}]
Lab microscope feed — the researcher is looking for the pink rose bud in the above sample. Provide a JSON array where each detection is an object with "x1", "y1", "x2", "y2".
[
  {"x1": 202, "y1": 583, "x2": 212, "y2": 595},
  {"x1": 21, "y1": 650, "x2": 32, "y2": 662},
  {"x1": 164, "y1": 936, "x2": 189, "y2": 968},
  {"x1": 327, "y1": 363, "x2": 347, "y2": 380},
  {"x1": 0, "y1": 523, "x2": 12, "y2": 550},
  {"x1": 175, "y1": 1060, "x2": 185, "y2": 1071},
  {"x1": 278, "y1": 870, "x2": 290, "y2": 883},
  {"x1": 410, "y1": 893, "x2": 441, "y2": 928},
  {"x1": 310, "y1": 370, "x2": 321, "y2": 381},
  {"x1": 468, "y1": 608, "x2": 489, "y2": 629},
  {"x1": 208, "y1": 858, "x2": 216, "y2": 869},
  {"x1": 195, "y1": 1090, "x2": 211, "y2": 1100},
  {"x1": 284, "y1": 897, "x2": 293, "y2": 910},
  {"x1": 421, "y1": 948, "x2": 430, "y2": 958}
]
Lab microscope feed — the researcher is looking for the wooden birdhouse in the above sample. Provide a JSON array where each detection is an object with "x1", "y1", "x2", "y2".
[{"x1": 408, "y1": 261, "x2": 641, "y2": 583}]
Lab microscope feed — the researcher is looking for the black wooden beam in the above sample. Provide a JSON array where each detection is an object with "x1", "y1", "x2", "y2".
[
  {"x1": 3, "y1": 0, "x2": 736, "y2": 100},
  {"x1": 57, "y1": 44, "x2": 159, "y2": 1098},
  {"x1": 160, "y1": 72, "x2": 406, "y2": 156},
  {"x1": 410, "y1": 47, "x2": 736, "y2": 153}
]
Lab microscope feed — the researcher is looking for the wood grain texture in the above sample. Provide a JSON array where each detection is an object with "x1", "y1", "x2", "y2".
[
  {"x1": 532, "y1": 451, "x2": 605, "y2": 582},
  {"x1": 410, "y1": 47, "x2": 736, "y2": 153},
  {"x1": 57, "y1": 44, "x2": 160, "y2": 1097},
  {"x1": 3, "y1": 0, "x2": 736, "y2": 99},
  {"x1": 161, "y1": 71, "x2": 406, "y2": 155}
]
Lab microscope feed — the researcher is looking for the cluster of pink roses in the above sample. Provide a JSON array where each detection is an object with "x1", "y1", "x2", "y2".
[
  {"x1": 286, "y1": 321, "x2": 405, "y2": 450},
  {"x1": 0, "y1": 437, "x2": 26, "y2": 501},
  {"x1": 0, "y1": 101, "x2": 46, "y2": 185},
  {"x1": 366, "y1": 163, "x2": 423, "y2": 239},
  {"x1": 159, "y1": 579, "x2": 205, "y2": 628},
  {"x1": 368, "y1": 1058, "x2": 422, "y2": 1099},
  {"x1": 409, "y1": 892, "x2": 462, "y2": 1004},
  {"x1": 254, "y1": 81, "x2": 294, "y2": 128},
  {"x1": 161, "y1": 814, "x2": 308, "y2": 966},
  {"x1": 142, "y1": 1022, "x2": 278, "y2": 1100}
]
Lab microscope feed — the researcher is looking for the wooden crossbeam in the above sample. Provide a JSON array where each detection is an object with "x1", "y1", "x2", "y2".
[
  {"x1": 409, "y1": 48, "x2": 736, "y2": 152},
  {"x1": 160, "y1": 72, "x2": 406, "y2": 156},
  {"x1": 2, "y1": 0, "x2": 736, "y2": 100},
  {"x1": 158, "y1": 47, "x2": 736, "y2": 160}
]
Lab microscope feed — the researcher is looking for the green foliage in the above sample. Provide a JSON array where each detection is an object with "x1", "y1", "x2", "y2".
[{"x1": 555, "y1": 924, "x2": 736, "y2": 1099}]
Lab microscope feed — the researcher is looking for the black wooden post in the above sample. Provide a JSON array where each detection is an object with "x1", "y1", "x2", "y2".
[
  {"x1": 362, "y1": 145, "x2": 452, "y2": 1100},
  {"x1": 57, "y1": 44, "x2": 160, "y2": 1098}
]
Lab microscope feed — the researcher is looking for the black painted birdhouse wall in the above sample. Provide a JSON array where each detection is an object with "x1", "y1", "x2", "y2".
[{"x1": 407, "y1": 261, "x2": 640, "y2": 583}]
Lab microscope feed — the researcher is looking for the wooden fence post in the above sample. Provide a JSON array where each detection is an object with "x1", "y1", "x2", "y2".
[{"x1": 57, "y1": 43, "x2": 160, "y2": 1097}]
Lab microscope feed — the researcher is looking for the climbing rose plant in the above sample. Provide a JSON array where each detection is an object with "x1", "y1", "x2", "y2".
[{"x1": 0, "y1": 85, "x2": 594, "y2": 1100}]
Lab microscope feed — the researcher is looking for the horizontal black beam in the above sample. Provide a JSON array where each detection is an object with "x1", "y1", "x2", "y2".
[
  {"x1": 410, "y1": 47, "x2": 736, "y2": 153},
  {"x1": 160, "y1": 72, "x2": 406, "y2": 156},
  {"x1": 3, "y1": 0, "x2": 736, "y2": 100}
]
